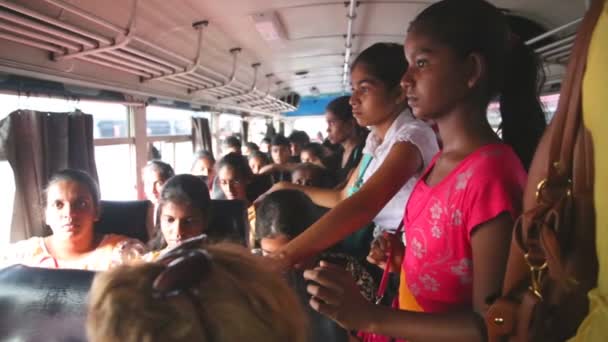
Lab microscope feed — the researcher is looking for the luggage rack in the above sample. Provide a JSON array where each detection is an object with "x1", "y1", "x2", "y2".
[
  {"x1": 0, "y1": 0, "x2": 297, "y2": 115},
  {"x1": 526, "y1": 17, "x2": 582, "y2": 65}
]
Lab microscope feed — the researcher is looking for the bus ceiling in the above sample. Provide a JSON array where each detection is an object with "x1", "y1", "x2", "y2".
[{"x1": 0, "y1": 0, "x2": 587, "y2": 117}]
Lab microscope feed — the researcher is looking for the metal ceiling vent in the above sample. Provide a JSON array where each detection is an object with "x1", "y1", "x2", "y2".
[{"x1": 252, "y1": 11, "x2": 285, "y2": 41}]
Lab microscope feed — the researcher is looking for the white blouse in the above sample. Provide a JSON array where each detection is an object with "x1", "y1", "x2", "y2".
[{"x1": 362, "y1": 109, "x2": 439, "y2": 234}]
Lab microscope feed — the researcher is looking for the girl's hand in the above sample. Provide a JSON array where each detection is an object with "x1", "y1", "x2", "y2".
[
  {"x1": 303, "y1": 261, "x2": 375, "y2": 330},
  {"x1": 366, "y1": 232, "x2": 404, "y2": 273}
]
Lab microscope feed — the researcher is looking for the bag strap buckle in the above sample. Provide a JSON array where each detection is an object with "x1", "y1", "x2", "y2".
[{"x1": 524, "y1": 252, "x2": 548, "y2": 300}]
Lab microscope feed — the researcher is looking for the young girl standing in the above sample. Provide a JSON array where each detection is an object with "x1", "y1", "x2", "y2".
[{"x1": 303, "y1": 0, "x2": 546, "y2": 340}]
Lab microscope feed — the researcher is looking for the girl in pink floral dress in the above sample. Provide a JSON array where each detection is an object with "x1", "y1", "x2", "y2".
[{"x1": 302, "y1": 0, "x2": 547, "y2": 341}]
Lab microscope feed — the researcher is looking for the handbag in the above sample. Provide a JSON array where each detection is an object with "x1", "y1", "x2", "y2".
[
  {"x1": 358, "y1": 222, "x2": 404, "y2": 342},
  {"x1": 485, "y1": 1, "x2": 603, "y2": 340}
]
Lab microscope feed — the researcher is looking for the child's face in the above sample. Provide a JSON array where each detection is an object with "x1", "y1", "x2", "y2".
[
  {"x1": 260, "y1": 234, "x2": 290, "y2": 256},
  {"x1": 248, "y1": 156, "x2": 266, "y2": 174},
  {"x1": 160, "y1": 201, "x2": 206, "y2": 248},
  {"x1": 218, "y1": 166, "x2": 248, "y2": 201},
  {"x1": 271, "y1": 145, "x2": 290, "y2": 165},
  {"x1": 402, "y1": 29, "x2": 473, "y2": 121},
  {"x1": 292, "y1": 168, "x2": 316, "y2": 187}
]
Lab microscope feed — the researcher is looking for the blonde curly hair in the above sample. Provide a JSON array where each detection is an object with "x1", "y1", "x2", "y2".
[{"x1": 87, "y1": 243, "x2": 308, "y2": 342}]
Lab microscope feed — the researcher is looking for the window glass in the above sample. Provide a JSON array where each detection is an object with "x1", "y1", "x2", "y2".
[
  {"x1": 293, "y1": 116, "x2": 326, "y2": 142},
  {"x1": 0, "y1": 161, "x2": 15, "y2": 247},
  {"x1": 217, "y1": 114, "x2": 242, "y2": 156},
  {"x1": 95, "y1": 144, "x2": 136, "y2": 200},
  {"x1": 0, "y1": 94, "x2": 129, "y2": 139},
  {"x1": 76, "y1": 102, "x2": 129, "y2": 139},
  {"x1": 151, "y1": 141, "x2": 193, "y2": 174},
  {"x1": 146, "y1": 106, "x2": 193, "y2": 136},
  {"x1": 248, "y1": 117, "x2": 268, "y2": 145}
]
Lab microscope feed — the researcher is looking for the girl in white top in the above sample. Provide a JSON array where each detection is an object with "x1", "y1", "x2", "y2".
[{"x1": 265, "y1": 42, "x2": 439, "y2": 267}]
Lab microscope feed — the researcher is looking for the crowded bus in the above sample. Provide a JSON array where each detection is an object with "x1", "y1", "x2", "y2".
[{"x1": 0, "y1": 0, "x2": 606, "y2": 341}]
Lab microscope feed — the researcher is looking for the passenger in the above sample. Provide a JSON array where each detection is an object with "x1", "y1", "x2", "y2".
[
  {"x1": 87, "y1": 240, "x2": 307, "y2": 342},
  {"x1": 142, "y1": 160, "x2": 174, "y2": 206},
  {"x1": 325, "y1": 95, "x2": 368, "y2": 184},
  {"x1": 288, "y1": 130, "x2": 311, "y2": 162},
  {"x1": 268, "y1": 134, "x2": 293, "y2": 183},
  {"x1": 263, "y1": 42, "x2": 439, "y2": 259},
  {"x1": 191, "y1": 150, "x2": 222, "y2": 199},
  {"x1": 244, "y1": 141, "x2": 260, "y2": 156},
  {"x1": 0, "y1": 169, "x2": 145, "y2": 270},
  {"x1": 299, "y1": 142, "x2": 327, "y2": 167},
  {"x1": 223, "y1": 135, "x2": 242, "y2": 155},
  {"x1": 256, "y1": 190, "x2": 375, "y2": 301},
  {"x1": 248, "y1": 150, "x2": 270, "y2": 174},
  {"x1": 260, "y1": 136, "x2": 271, "y2": 153},
  {"x1": 216, "y1": 152, "x2": 257, "y2": 247},
  {"x1": 302, "y1": 1, "x2": 546, "y2": 341},
  {"x1": 146, "y1": 174, "x2": 211, "y2": 260},
  {"x1": 291, "y1": 163, "x2": 326, "y2": 188}
]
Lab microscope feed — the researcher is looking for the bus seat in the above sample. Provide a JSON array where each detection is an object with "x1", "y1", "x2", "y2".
[
  {"x1": 94, "y1": 199, "x2": 249, "y2": 247},
  {"x1": 94, "y1": 200, "x2": 151, "y2": 243},
  {"x1": 0, "y1": 265, "x2": 94, "y2": 342},
  {"x1": 207, "y1": 199, "x2": 249, "y2": 246}
]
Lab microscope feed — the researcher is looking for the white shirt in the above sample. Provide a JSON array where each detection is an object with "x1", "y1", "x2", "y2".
[{"x1": 362, "y1": 109, "x2": 439, "y2": 234}]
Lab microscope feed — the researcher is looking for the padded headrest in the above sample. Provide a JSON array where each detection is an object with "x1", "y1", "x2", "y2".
[
  {"x1": 95, "y1": 200, "x2": 150, "y2": 242},
  {"x1": 0, "y1": 265, "x2": 94, "y2": 342},
  {"x1": 207, "y1": 200, "x2": 249, "y2": 246}
]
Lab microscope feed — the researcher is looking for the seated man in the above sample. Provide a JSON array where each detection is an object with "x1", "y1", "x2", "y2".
[{"x1": 288, "y1": 130, "x2": 310, "y2": 163}]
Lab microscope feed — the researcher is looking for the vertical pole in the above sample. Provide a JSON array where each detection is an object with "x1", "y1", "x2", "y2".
[{"x1": 131, "y1": 105, "x2": 148, "y2": 200}]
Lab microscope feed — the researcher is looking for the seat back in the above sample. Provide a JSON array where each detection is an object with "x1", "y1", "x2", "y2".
[
  {"x1": 207, "y1": 200, "x2": 249, "y2": 246},
  {"x1": 0, "y1": 265, "x2": 94, "y2": 342},
  {"x1": 94, "y1": 200, "x2": 151, "y2": 243}
]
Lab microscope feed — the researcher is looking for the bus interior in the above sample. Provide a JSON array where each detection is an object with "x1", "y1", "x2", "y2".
[{"x1": 0, "y1": 0, "x2": 597, "y2": 341}]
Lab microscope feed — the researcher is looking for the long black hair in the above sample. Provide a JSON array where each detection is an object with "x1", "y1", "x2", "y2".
[
  {"x1": 409, "y1": 0, "x2": 546, "y2": 169},
  {"x1": 45, "y1": 169, "x2": 100, "y2": 214},
  {"x1": 351, "y1": 42, "x2": 408, "y2": 91}
]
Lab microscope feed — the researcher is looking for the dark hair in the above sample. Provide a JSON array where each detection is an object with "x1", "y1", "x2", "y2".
[
  {"x1": 292, "y1": 163, "x2": 329, "y2": 188},
  {"x1": 248, "y1": 150, "x2": 270, "y2": 164},
  {"x1": 351, "y1": 42, "x2": 407, "y2": 90},
  {"x1": 245, "y1": 142, "x2": 260, "y2": 152},
  {"x1": 216, "y1": 152, "x2": 253, "y2": 181},
  {"x1": 270, "y1": 134, "x2": 290, "y2": 147},
  {"x1": 261, "y1": 137, "x2": 271, "y2": 145},
  {"x1": 255, "y1": 189, "x2": 325, "y2": 240},
  {"x1": 301, "y1": 143, "x2": 325, "y2": 160},
  {"x1": 224, "y1": 136, "x2": 242, "y2": 149},
  {"x1": 193, "y1": 149, "x2": 215, "y2": 164},
  {"x1": 151, "y1": 174, "x2": 211, "y2": 250},
  {"x1": 144, "y1": 160, "x2": 175, "y2": 183},
  {"x1": 326, "y1": 96, "x2": 353, "y2": 121},
  {"x1": 45, "y1": 169, "x2": 101, "y2": 212},
  {"x1": 409, "y1": 0, "x2": 546, "y2": 169},
  {"x1": 288, "y1": 131, "x2": 310, "y2": 146}
]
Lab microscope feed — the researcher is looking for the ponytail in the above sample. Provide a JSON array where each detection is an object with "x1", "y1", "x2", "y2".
[{"x1": 499, "y1": 39, "x2": 547, "y2": 170}]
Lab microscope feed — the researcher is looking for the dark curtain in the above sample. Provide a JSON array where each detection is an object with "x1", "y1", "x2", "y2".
[
  {"x1": 192, "y1": 117, "x2": 213, "y2": 156},
  {"x1": 0, "y1": 110, "x2": 98, "y2": 241},
  {"x1": 279, "y1": 121, "x2": 285, "y2": 136},
  {"x1": 241, "y1": 120, "x2": 249, "y2": 143}
]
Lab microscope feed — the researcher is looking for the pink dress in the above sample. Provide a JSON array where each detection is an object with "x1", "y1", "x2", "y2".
[{"x1": 401, "y1": 143, "x2": 526, "y2": 313}]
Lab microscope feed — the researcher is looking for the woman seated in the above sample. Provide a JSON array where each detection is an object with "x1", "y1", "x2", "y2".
[
  {"x1": 146, "y1": 174, "x2": 211, "y2": 261},
  {"x1": 87, "y1": 238, "x2": 307, "y2": 342},
  {"x1": 0, "y1": 169, "x2": 145, "y2": 271},
  {"x1": 216, "y1": 152, "x2": 259, "y2": 247}
]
